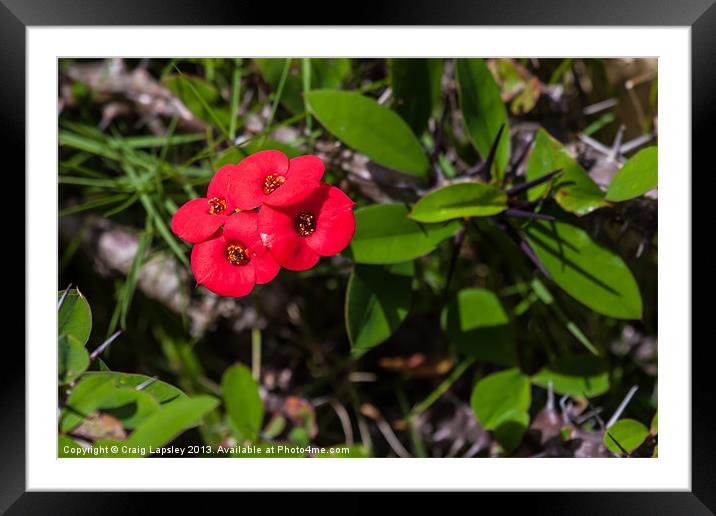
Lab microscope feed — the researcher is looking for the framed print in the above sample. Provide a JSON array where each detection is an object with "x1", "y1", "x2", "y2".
[{"x1": 3, "y1": 0, "x2": 712, "y2": 512}]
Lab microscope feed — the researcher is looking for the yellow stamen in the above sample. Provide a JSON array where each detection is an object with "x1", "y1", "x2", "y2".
[
  {"x1": 263, "y1": 174, "x2": 286, "y2": 195},
  {"x1": 295, "y1": 212, "x2": 316, "y2": 237},
  {"x1": 226, "y1": 243, "x2": 250, "y2": 266},
  {"x1": 208, "y1": 197, "x2": 227, "y2": 215}
]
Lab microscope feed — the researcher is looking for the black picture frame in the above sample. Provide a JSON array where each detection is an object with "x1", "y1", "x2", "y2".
[{"x1": 4, "y1": 0, "x2": 711, "y2": 512}]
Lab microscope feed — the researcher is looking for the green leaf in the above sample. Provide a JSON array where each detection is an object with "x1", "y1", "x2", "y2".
[
  {"x1": 288, "y1": 427, "x2": 310, "y2": 446},
  {"x1": 261, "y1": 414, "x2": 287, "y2": 439},
  {"x1": 456, "y1": 59, "x2": 510, "y2": 176},
  {"x1": 409, "y1": 182, "x2": 507, "y2": 223},
  {"x1": 606, "y1": 147, "x2": 658, "y2": 202},
  {"x1": 470, "y1": 368, "x2": 531, "y2": 430},
  {"x1": 127, "y1": 396, "x2": 218, "y2": 450},
  {"x1": 100, "y1": 388, "x2": 161, "y2": 429},
  {"x1": 345, "y1": 262, "x2": 414, "y2": 350},
  {"x1": 523, "y1": 218, "x2": 643, "y2": 319},
  {"x1": 531, "y1": 354, "x2": 610, "y2": 397},
  {"x1": 306, "y1": 90, "x2": 429, "y2": 176},
  {"x1": 58, "y1": 334, "x2": 90, "y2": 385},
  {"x1": 493, "y1": 409, "x2": 529, "y2": 453},
  {"x1": 651, "y1": 412, "x2": 658, "y2": 434},
  {"x1": 441, "y1": 288, "x2": 516, "y2": 366},
  {"x1": 58, "y1": 288, "x2": 92, "y2": 345},
  {"x1": 60, "y1": 373, "x2": 184, "y2": 433},
  {"x1": 604, "y1": 419, "x2": 650, "y2": 454},
  {"x1": 164, "y1": 74, "x2": 230, "y2": 132},
  {"x1": 221, "y1": 364, "x2": 264, "y2": 441},
  {"x1": 348, "y1": 204, "x2": 460, "y2": 264},
  {"x1": 60, "y1": 375, "x2": 118, "y2": 432},
  {"x1": 526, "y1": 128, "x2": 605, "y2": 215},
  {"x1": 389, "y1": 58, "x2": 443, "y2": 136},
  {"x1": 82, "y1": 371, "x2": 188, "y2": 407}
]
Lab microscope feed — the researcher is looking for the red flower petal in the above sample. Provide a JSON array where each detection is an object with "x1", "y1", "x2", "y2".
[
  {"x1": 259, "y1": 206, "x2": 320, "y2": 271},
  {"x1": 264, "y1": 155, "x2": 325, "y2": 207},
  {"x1": 223, "y1": 212, "x2": 280, "y2": 284},
  {"x1": 171, "y1": 198, "x2": 227, "y2": 243},
  {"x1": 191, "y1": 235, "x2": 257, "y2": 298},
  {"x1": 229, "y1": 150, "x2": 289, "y2": 210},
  {"x1": 207, "y1": 164, "x2": 238, "y2": 210},
  {"x1": 305, "y1": 185, "x2": 356, "y2": 256}
]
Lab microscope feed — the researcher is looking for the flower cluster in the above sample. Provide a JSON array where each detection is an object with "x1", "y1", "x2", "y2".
[{"x1": 171, "y1": 150, "x2": 355, "y2": 297}]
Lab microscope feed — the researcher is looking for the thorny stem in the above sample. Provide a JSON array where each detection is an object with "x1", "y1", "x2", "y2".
[
  {"x1": 429, "y1": 101, "x2": 450, "y2": 188},
  {"x1": 58, "y1": 283, "x2": 72, "y2": 311},
  {"x1": 466, "y1": 124, "x2": 505, "y2": 181},
  {"x1": 606, "y1": 385, "x2": 639, "y2": 428},
  {"x1": 505, "y1": 130, "x2": 536, "y2": 181},
  {"x1": 504, "y1": 208, "x2": 555, "y2": 221},
  {"x1": 135, "y1": 376, "x2": 158, "y2": 391},
  {"x1": 606, "y1": 432, "x2": 631, "y2": 457},
  {"x1": 90, "y1": 330, "x2": 122, "y2": 361},
  {"x1": 505, "y1": 168, "x2": 563, "y2": 197},
  {"x1": 443, "y1": 225, "x2": 467, "y2": 302},
  {"x1": 500, "y1": 221, "x2": 552, "y2": 279}
]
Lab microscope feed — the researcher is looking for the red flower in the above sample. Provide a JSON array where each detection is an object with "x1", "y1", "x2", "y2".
[
  {"x1": 258, "y1": 183, "x2": 355, "y2": 271},
  {"x1": 191, "y1": 211, "x2": 280, "y2": 297},
  {"x1": 171, "y1": 164, "x2": 237, "y2": 243},
  {"x1": 229, "y1": 150, "x2": 324, "y2": 210}
]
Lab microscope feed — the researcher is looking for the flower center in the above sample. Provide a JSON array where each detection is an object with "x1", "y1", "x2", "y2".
[
  {"x1": 226, "y1": 243, "x2": 251, "y2": 266},
  {"x1": 294, "y1": 211, "x2": 316, "y2": 237},
  {"x1": 208, "y1": 197, "x2": 227, "y2": 215},
  {"x1": 263, "y1": 174, "x2": 286, "y2": 195}
]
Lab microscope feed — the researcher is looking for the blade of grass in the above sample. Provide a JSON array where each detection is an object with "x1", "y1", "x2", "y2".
[
  {"x1": 60, "y1": 130, "x2": 156, "y2": 172},
  {"x1": 103, "y1": 191, "x2": 141, "y2": 217},
  {"x1": 229, "y1": 58, "x2": 243, "y2": 142},
  {"x1": 301, "y1": 58, "x2": 314, "y2": 149},
  {"x1": 59, "y1": 193, "x2": 130, "y2": 217},
  {"x1": 120, "y1": 218, "x2": 154, "y2": 329},
  {"x1": 395, "y1": 383, "x2": 427, "y2": 458},
  {"x1": 152, "y1": 114, "x2": 181, "y2": 199},
  {"x1": 530, "y1": 278, "x2": 598, "y2": 355},
  {"x1": 549, "y1": 58, "x2": 573, "y2": 85},
  {"x1": 408, "y1": 358, "x2": 476, "y2": 420},
  {"x1": 140, "y1": 195, "x2": 189, "y2": 268},
  {"x1": 58, "y1": 176, "x2": 128, "y2": 189},
  {"x1": 113, "y1": 132, "x2": 206, "y2": 149},
  {"x1": 258, "y1": 58, "x2": 292, "y2": 148},
  {"x1": 115, "y1": 144, "x2": 190, "y2": 268}
]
